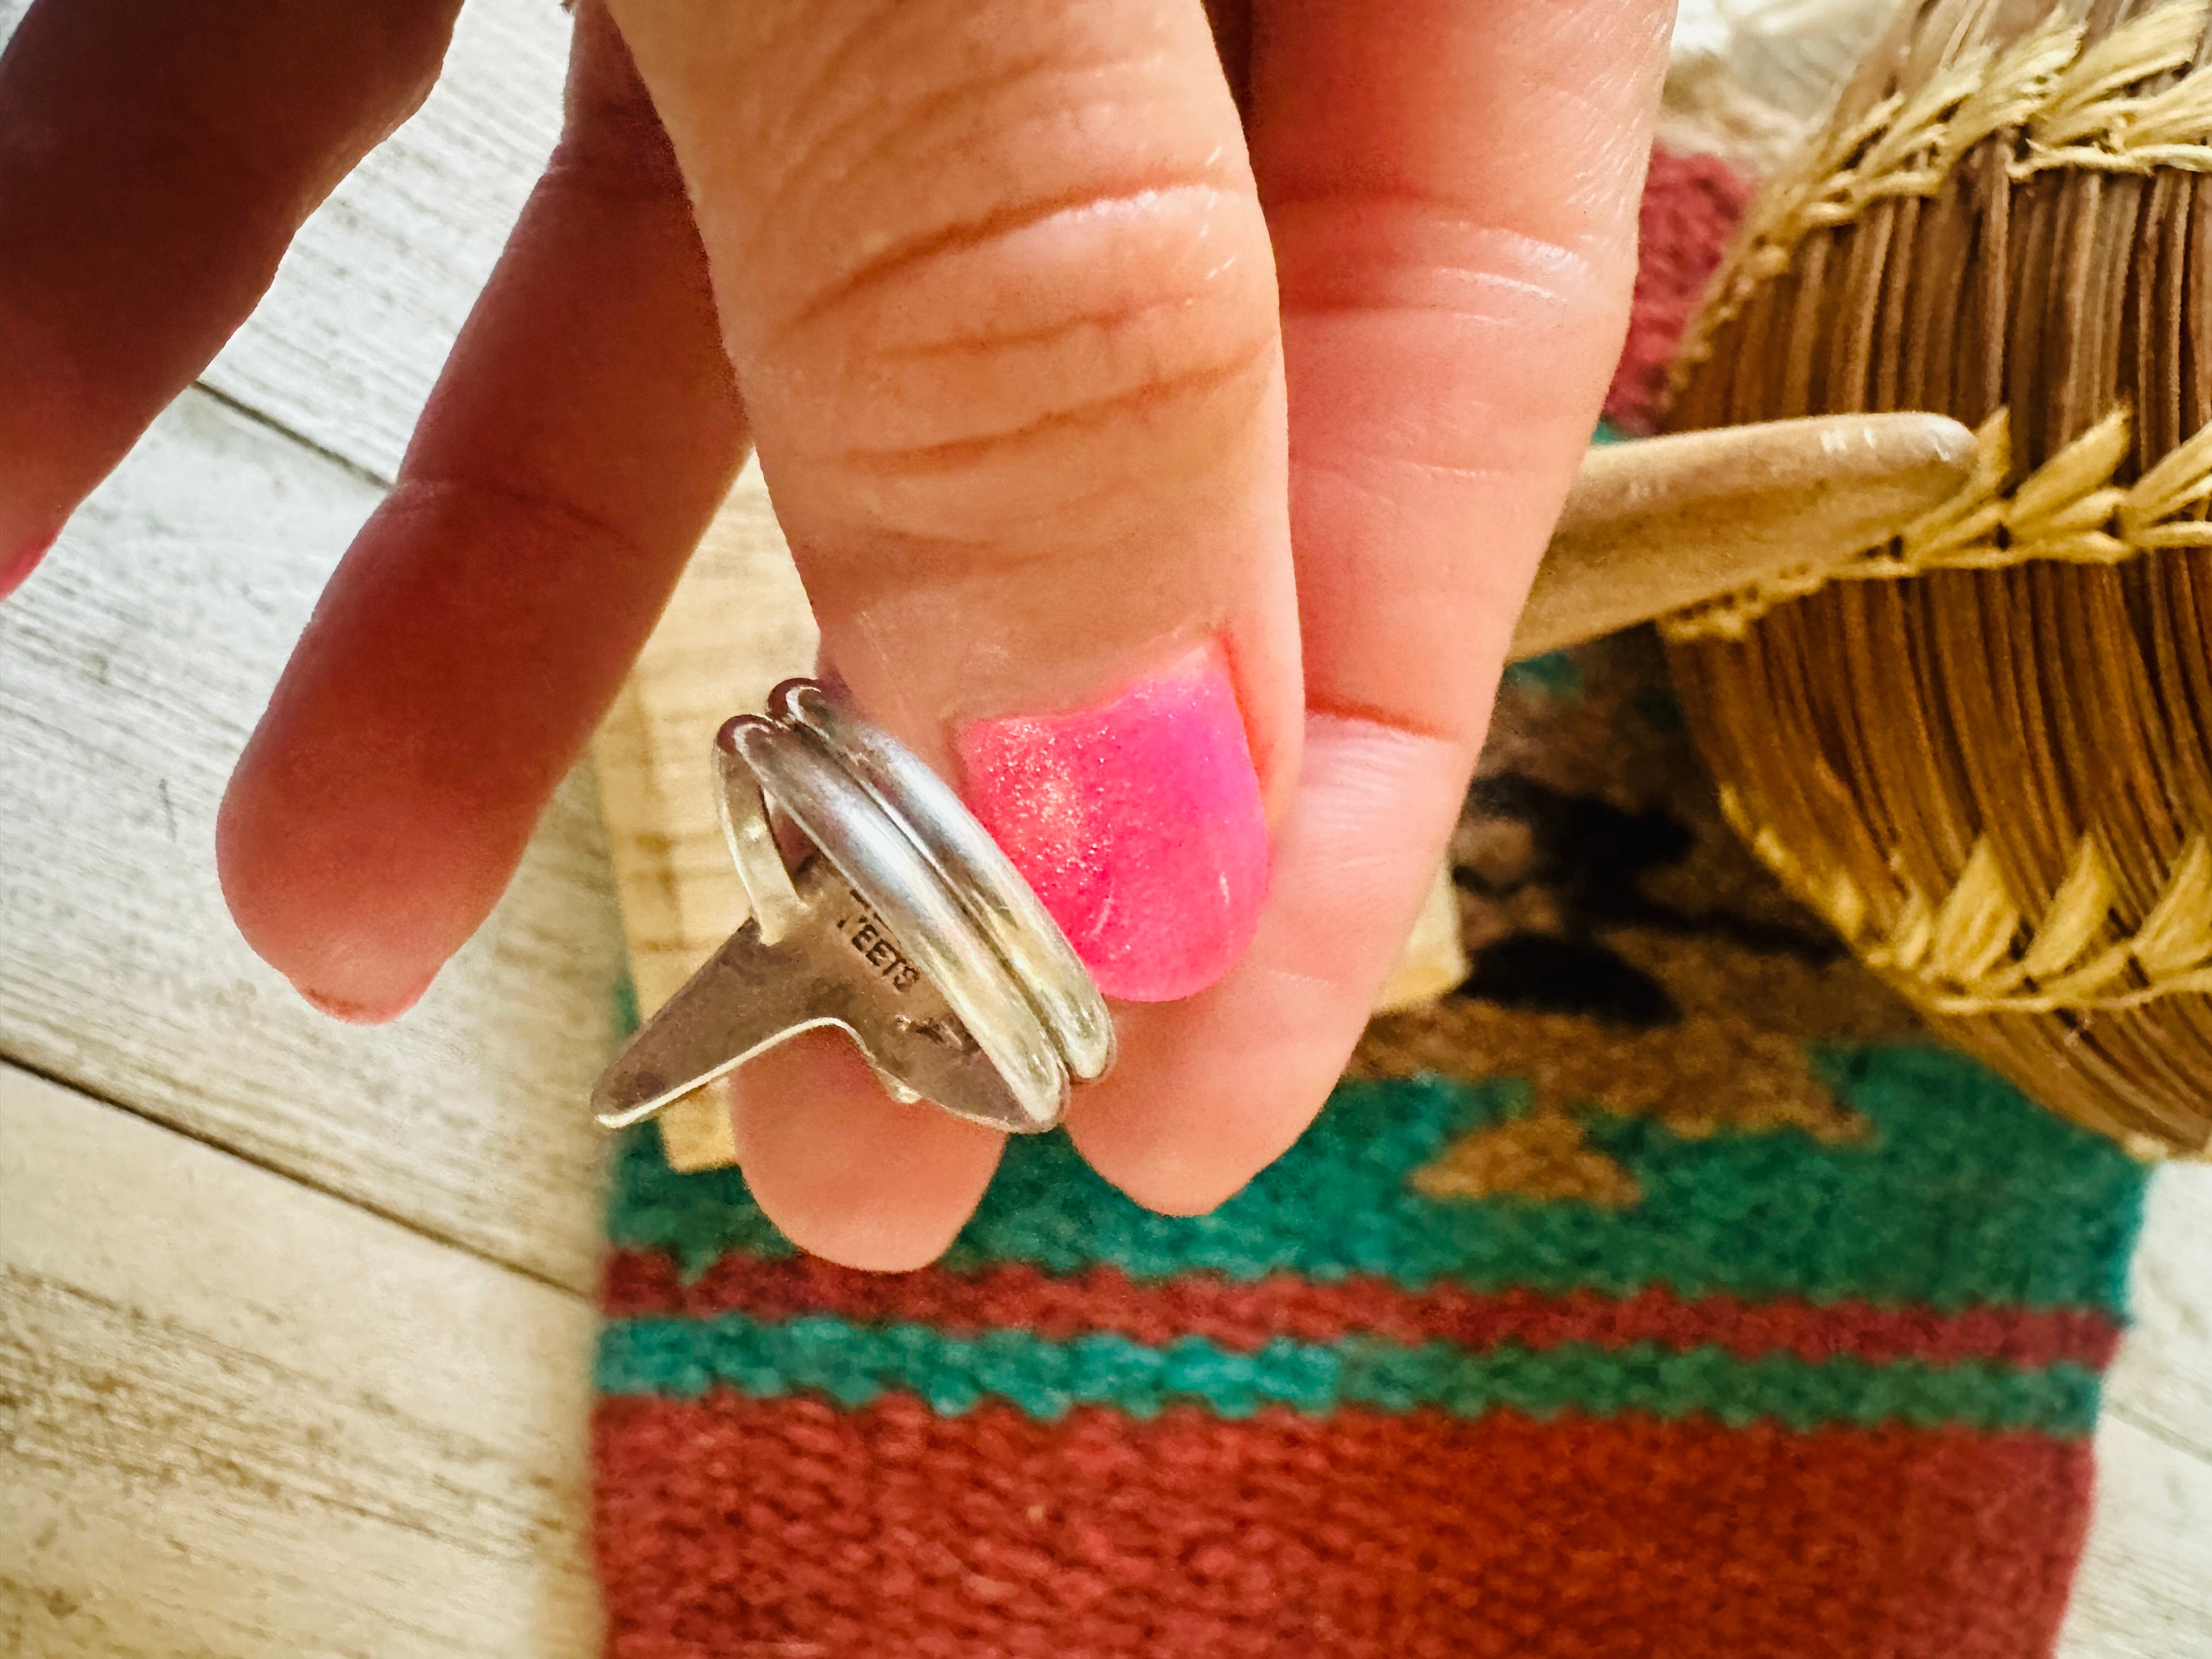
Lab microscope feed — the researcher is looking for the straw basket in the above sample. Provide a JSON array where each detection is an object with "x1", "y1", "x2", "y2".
[{"x1": 1662, "y1": 0, "x2": 2212, "y2": 1155}]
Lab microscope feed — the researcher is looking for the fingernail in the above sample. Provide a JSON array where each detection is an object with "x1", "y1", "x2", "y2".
[
  {"x1": 958, "y1": 646, "x2": 1269, "y2": 1003},
  {"x1": 296, "y1": 975, "x2": 433, "y2": 1025}
]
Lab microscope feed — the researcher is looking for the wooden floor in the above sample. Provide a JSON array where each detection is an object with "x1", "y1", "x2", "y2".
[{"x1": 1, "y1": 1, "x2": 2206, "y2": 1652}]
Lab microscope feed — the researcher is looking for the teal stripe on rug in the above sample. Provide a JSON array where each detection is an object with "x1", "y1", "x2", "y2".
[
  {"x1": 596, "y1": 1312, "x2": 2101, "y2": 1434},
  {"x1": 608, "y1": 1047, "x2": 2147, "y2": 1313}
]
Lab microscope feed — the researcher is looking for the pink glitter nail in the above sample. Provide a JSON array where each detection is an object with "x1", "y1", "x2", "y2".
[{"x1": 958, "y1": 649, "x2": 1269, "y2": 1003}]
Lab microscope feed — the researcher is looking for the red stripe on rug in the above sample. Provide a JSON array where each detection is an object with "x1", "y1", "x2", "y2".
[
  {"x1": 594, "y1": 1395, "x2": 2093, "y2": 1659},
  {"x1": 602, "y1": 1250, "x2": 2120, "y2": 1369}
]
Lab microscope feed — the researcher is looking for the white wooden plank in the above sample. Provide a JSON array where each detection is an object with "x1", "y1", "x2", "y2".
[
  {"x1": 2102, "y1": 1164, "x2": 2212, "y2": 1466},
  {"x1": 2059, "y1": 1162, "x2": 2212, "y2": 1659},
  {"x1": 0, "y1": 1062, "x2": 600, "y2": 1658},
  {"x1": 199, "y1": 0, "x2": 571, "y2": 482},
  {"x1": 2060, "y1": 1410, "x2": 2212, "y2": 1659},
  {"x1": 0, "y1": 388, "x2": 625, "y2": 1293}
]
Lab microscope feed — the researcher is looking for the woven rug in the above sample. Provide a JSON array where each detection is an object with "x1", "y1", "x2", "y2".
[{"x1": 588, "y1": 145, "x2": 2152, "y2": 1659}]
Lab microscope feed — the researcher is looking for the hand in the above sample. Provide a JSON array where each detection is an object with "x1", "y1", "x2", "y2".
[{"x1": 0, "y1": 0, "x2": 1669, "y2": 1267}]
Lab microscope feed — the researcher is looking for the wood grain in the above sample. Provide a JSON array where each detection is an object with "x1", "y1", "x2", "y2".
[
  {"x1": 2101, "y1": 1166, "x2": 2212, "y2": 1467},
  {"x1": 2053, "y1": 1163, "x2": 2212, "y2": 1658},
  {"x1": 2059, "y1": 1405, "x2": 2212, "y2": 1658},
  {"x1": 0, "y1": 1062, "x2": 600, "y2": 1658},
  {"x1": 0, "y1": 391, "x2": 625, "y2": 1293}
]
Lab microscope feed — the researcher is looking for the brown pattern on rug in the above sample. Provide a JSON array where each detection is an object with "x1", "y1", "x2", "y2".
[{"x1": 1352, "y1": 630, "x2": 1922, "y2": 1206}]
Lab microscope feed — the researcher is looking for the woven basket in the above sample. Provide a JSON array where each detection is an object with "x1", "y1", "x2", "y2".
[{"x1": 1662, "y1": 0, "x2": 2212, "y2": 1156}]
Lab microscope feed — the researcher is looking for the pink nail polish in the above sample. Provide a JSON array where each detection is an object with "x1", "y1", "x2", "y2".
[{"x1": 958, "y1": 649, "x2": 1269, "y2": 1003}]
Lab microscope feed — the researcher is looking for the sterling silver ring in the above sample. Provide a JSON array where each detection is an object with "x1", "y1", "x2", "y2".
[{"x1": 590, "y1": 679, "x2": 1114, "y2": 1135}]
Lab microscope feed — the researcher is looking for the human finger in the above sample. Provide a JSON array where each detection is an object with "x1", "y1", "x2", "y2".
[
  {"x1": 0, "y1": 0, "x2": 462, "y2": 587},
  {"x1": 217, "y1": 0, "x2": 747, "y2": 1019}
]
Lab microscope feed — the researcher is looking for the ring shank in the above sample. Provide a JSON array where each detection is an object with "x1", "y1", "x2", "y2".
[
  {"x1": 731, "y1": 709, "x2": 1079, "y2": 1128},
  {"x1": 777, "y1": 681, "x2": 1114, "y2": 1081}
]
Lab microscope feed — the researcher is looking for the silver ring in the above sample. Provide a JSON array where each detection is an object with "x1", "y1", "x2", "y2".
[
  {"x1": 590, "y1": 679, "x2": 1112, "y2": 1135},
  {"x1": 777, "y1": 681, "x2": 1116, "y2": 1081}
]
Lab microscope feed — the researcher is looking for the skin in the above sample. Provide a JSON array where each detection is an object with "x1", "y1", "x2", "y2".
[{"x1": 0, "y1": 0, "x2": 1672, "y2": 1269}]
